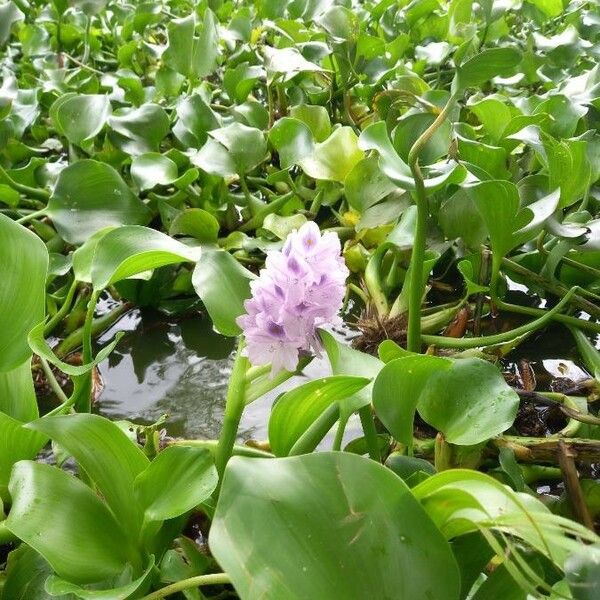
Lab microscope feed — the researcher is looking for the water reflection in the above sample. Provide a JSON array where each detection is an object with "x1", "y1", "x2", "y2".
[{"x1": 96, "y1": 309, "x2": 350, "y2": 441}]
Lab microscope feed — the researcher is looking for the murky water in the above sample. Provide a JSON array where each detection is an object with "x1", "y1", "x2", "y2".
[
  {"x1": 92, "y1": 287, "x2": 595, "y2": 444},
  {"x1": 96, "y1": 308, "x2": 350, "y2": 441}
]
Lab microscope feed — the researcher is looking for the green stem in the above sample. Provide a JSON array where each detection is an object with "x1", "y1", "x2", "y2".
[
  {"x1": 56, "y1": 300, "x2": 129, "y2": 357},
  {"x1": 0, "y1": 164, "x2": 50, "y2": 201},
  {"x1": 140, "y1": 574, "x2": 231, "y2": 600},
  {"x1": 421, "y1": 287, "x2": 578, "y2": 348},
  {"x1": 39, "y1": 357, "x2": 69, "y2": 404},
  {"x1": 495, "y1": 298, "x2": 600, "y2": 335},
  {"x1": 44, "y1": 279, "x2": 78, "y2": 336},
  {"x1": 215, "y1": 340, "x2": 249, "y2": 480},
  {"x1": 406, "y1": 93, "x2": 459, "y2": 352},
  {"x1": 168, "y1": 439, "x2": 274, "y2": 458},
  {"x1": 358, "y1": 405, "x2": 381, "y2": 462},
  {"x1": 501, "y1": 258, "x2": 600, "y2": 318},
  {"x1": 288, "y1": 403, "x2": 340, "y2": 456},
  {"x1": 332, "y1": 418, "x2": 346, "y2": 451},
  {"x1": 15, "y1": 208, "x2": 48, "y2": 224}
]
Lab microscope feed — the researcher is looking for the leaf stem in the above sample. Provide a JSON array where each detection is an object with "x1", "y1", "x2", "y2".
[
  {"x1": 358, "y1": 405, "x2": 381, "y2": 462},
  {"x1": 421, "y1": 287, "x2": 579, "y2": 348},
  {"x1": 406, "y1": 93, "x2": 459, "y2": 352},
  {"x1": 44, "y1": 279, "x2": 79, "y2": 336},
  {"x1": 501, "y1": 258, "x2": 600, "y2": 318},
  {"x1": 288, "y1": 403, "x2": 340, "y2": 456},
  {"x1": 0, "y1": 164, "x2": 50, "y2": 202},
  {"x1": 215, "y1": 339, "x2": 249, "y2": 480},
  {"x1": 15, "y1": 208, "x2": 48, "y2": 224},
  {"x1": 140, "y1": 573, "x2": 231, "y2": 600},
  {"x1": 39, "y1": 357, "x2": 69, "y2": 404}
]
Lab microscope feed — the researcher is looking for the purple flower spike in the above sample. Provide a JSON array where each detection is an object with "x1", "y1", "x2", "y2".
[{"x1": 236, "y1": 221, "x2": 349, "y2": 375}]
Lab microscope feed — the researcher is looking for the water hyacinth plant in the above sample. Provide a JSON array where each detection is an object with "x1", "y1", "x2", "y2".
[{"x1": 0, "y1": 0, "x2": 600, "y2": 599}]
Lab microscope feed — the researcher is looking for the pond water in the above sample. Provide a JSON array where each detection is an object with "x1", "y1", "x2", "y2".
[
  {"x1": 90, "y1": 290, "x2": 595, "y2": 445},
  {"x1": 95, "y1": 308, "x2": 356, "y2": 442}
]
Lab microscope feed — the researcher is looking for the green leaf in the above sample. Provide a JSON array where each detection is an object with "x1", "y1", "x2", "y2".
[
  {"x1": 526, "y1": 0, "x2": 564, "y2": 18},
  {"x1": 264, "y1": 46, "x2": 326, "y2": 82},
  {"x1": 0, "y1": 2, "x2": 24, "y2": 47},
  {"x1": 269, "y1": 117, "x2": 314, "y2": 169},
  {"x1": 210, "y1": 453, "x2": 460, "y2": 600},
  {"x1": 134, "y1": 446, "x2": 217, "y2": 522},
  {"x1": 0, "y1": 214, "x2": 48, "y2": 371},
  {"x1": 565, "y1": 545, "x2": 600, "y2": 600},
  {"x1": 131, "y1": 153, "x2": 179, "y2": 191},
  {"x1": 209, "y1": 123, "x2": 267, "y2": 173},
  {"x1": 373, "y1": 355, "x2": 451, "y2": 446},
  {"x1": 163, "y1": 11, "x2": 220, "y2": 80},
  {"x1": 0, "y1": 411, "x2": 46, "y2": 502},
  {"x1": 268, "y1": 376, "x2": 371, "y2": 456},
  {"x1": 28, "y1": 322, "x2": 123, "y2": 376},
  {"x1": 455, "y1": 48, "x2": 522, "y2": 90},
  {"x1": 108, "y1": 104, "x2": 170, "y2": 155},
  {"x1": 50, "y1": 93, "x2": 111, "y2": 146},
  {"x1": 48, "y1": 160, "x2": 152, "y2": 245},
  {"x1": 2, "y1": 545, "x2": 58, "y2": 600},
  {"x1": 29, "y1": 414, "x2": 149, "y2": 533},
  {"x1": 169, "y1": 208, "x2": 220, "y2": 243},
  {"x1": 289, "y1": 104, "x2": 331, "y2": 142},
  {"x1": 191, "y1": 248, "x2": 255, "y2": 337},
  {"x1": 359, "y1": 122, "x2": 466, "y2": 192},
  {"x1": 321, "y1": 330, "x2": 383, "y2": 418},
  {"x1": 45, "y1": 558, "x2": 155, "y2": 600},
  {"x1": 414, "y1": 469, "x2": 599, "y2": 569},
  {"x1": 299, "y1": 126, "x2": 364, "y2": 182},
  {"x1": 345, "y1": 156, "x2": 396, "y2": 213},
  {"x1": 0, "y1": 358, "x2": 37, "y2": 421},
  {"x1": 90, "y1": 226, "x2": 202, "y2": 290},
  {"x1": 6, "y1": 461, "x2": 139, "y2": 584}
]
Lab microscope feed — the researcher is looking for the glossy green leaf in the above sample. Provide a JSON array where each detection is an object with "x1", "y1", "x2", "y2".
[
  {"x1": 192, "y1": 248, "x2": 255, "y2": 336},
  {"x1": 0, "y1": 411, "x2": 46, "y2": 502},
  {"x1": 373, "y1": 355, "x2": 451, "y2": 446},
  {"x1": 47, "y1": 160, "x2": 152, "y2": 245},
  {"x1": 108, "y1": 104, "x2": 170, "y2": 155},
  {"x1": 289, "y1": 104, "x2": 331, "y2": 142},
  {"x1": 90, "y1": 226, "x2": 201, "y2": 290},
  {"x1": 209, "y1": 123, "x2": 267, "y2": 173},
  {"x1": 169, "y1": 208, "x2": 219, "y2": 243},
  {"x1": 321, "y1": 330, "x2": 383, "y2": 417},
  {"x1": 414, "y1": 469, "x2": 599, "y2": 567},
  {"x1": 359, "y1": 122, "x2": 466, "y2": 192},
  {"x1": 131, "y1": 153, "x2": 179, "y2": 191},
  {"x1": 418, "y1": 358, "x2": 519, "y2": 445},
  {"x1": 6, "y1": 460, "x2": 139, "y2": 584},
  {"x1": 264, "y1": 46, "x2": 326, "y2": 82},
  {"x1": 134, "y1": 446, "x2": 217, "y2": 521},
  {"x1": 163, "y1": 11, "x2": 220, "y2": 80},
  {"x1": 455, "y1": 48, "x2": 522, "y2": 90},
  {"x1": 299, "y1": 126, "x2": 364, "y2": 182},
  {"x1": 268, "y1": 376, "x2": 371, "y2": 456},
  {"x1": 345, "y1": 156, "x2": 396, "y2": 212},
  {"x1": 45, "y1": 558, "x2": 155, "y2": 600},
  {"x1": 28, "y1": 322, "x2": 123, "y2": 376},
  {"x1": 565, "y1": 545, "x2": 600, "y2": 600},
  {"x1": 50, "y1": 93, "x2": 111, "y2": 146},
  {"x1": 210, "y1": 452, "x2": 460, "y2": 600},
  {"x1": 269, "y1": 117, "x2": 313, "y2": 169},
  {"x1": 0, "y1": 214, "x2": 47, "y2": 371},
  {"x1": 29, "y1": 413, "x2": 149, "y2": 533},
  {"x1": 2, "y1": 544, "x2": 57, "y2": 600}
]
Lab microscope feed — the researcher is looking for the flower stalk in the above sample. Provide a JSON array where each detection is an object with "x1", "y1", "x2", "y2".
[{"x1": 406, "y1": 93, "x2": 459, "y2": 352}]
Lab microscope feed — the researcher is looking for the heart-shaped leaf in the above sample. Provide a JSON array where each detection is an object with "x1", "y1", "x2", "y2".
[
  {"x1": 210, "y1": 452, "x2": 460, "y2": 600},
  {"x1": 47, "y1": 160, "x2": 152, "y2": 245}
]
